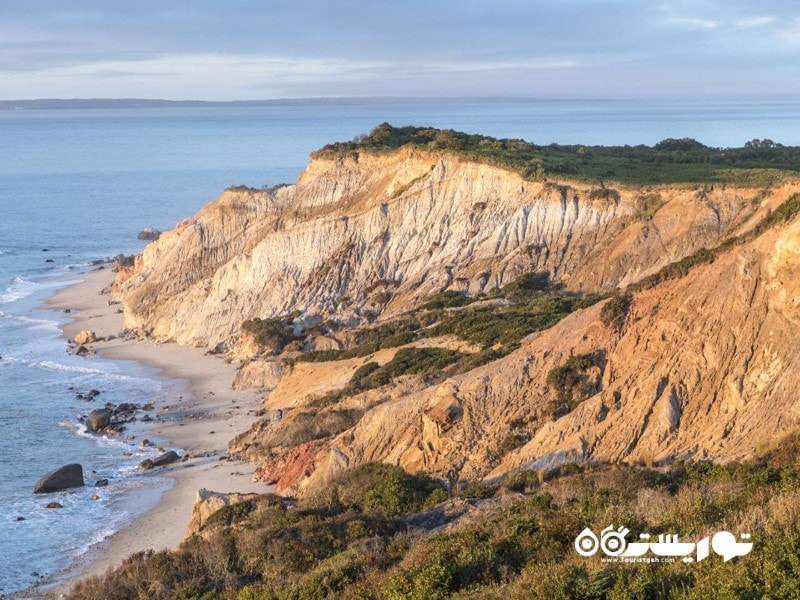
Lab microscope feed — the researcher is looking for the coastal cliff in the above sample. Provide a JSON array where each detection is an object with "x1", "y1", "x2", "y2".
[{"x1": 116, "y1": 126, "x2": 800, "y2": 496}]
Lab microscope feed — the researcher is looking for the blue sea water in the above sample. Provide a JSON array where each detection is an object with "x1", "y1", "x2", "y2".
[{"x1": 0, "y1": 98, "x2": 799, "y2": 595}]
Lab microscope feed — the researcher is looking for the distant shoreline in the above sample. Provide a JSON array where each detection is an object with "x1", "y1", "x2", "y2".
[{"x1": 4, "y1": 97, "x2": 798, "y2": 111}]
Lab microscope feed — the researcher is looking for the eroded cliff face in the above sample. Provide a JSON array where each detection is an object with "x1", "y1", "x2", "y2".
[
  {"x1": 236, "y1": 202, "x2": 800, "y2": 497},
  {"x1": 119, "y1": 145, "x2": 800, "y2": 496},
  {"x1": 121, "y1": 149, "x2": 756, "y2": 347}
]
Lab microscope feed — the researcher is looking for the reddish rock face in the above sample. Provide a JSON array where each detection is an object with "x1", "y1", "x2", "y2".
[{"x1": 254, "y1": 441, "x2": 325, "y2": 494}]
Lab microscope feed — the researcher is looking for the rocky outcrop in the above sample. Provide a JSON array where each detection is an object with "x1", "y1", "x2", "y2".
[
  {"x1": 34, "y1": 464, "x2": 84, "y2": 494},
  {"x1": 183, "y1": 488, "x2": 259, "y2": 540},
  {"x1": 137, "y1": 228, "x2": 161, "y2": 241}
]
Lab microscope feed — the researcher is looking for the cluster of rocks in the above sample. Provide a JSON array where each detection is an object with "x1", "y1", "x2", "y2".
[
  {"x1": 80, "y1": 401, "x2": 154, "y2": 435},
  {"x1": 68, "y1": 329, "x2": 102, "y2": 356}
]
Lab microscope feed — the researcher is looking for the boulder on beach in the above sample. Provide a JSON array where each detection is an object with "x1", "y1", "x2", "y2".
[
  {"x1": 34, "y1": 464, "x2": 84, "y2": 494},
  {"x1": 74, "y1": 330, "x2": 98, "y2": 345},
  {"x1": 46, "y1": 502, "x2": 63, "y2": 509},
  {"x1": 86, "y1": 408, "x2": 112, "y2": 432},
  {"x1": 137, "y1": 228, "x2": 162, "y2": 241},
  {"x1": 95, "y1": 479, "x2": 109, "y2": 487},
  {"x1": 138, "y1": 450, "x2": 180, "y2": 471}
]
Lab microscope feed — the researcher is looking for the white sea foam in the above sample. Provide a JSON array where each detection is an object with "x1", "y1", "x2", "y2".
[
  {"x1": 0, "y1": 311, "x2": 60, "y2": 331},
  {"x1": 0, "y1": 276, "x2": 39, "y2": 304}
]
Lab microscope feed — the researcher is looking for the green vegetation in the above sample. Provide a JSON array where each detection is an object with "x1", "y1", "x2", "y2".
[
  {"x1": 600, "y1": 292, "x2": 632, "y2": 328},
  {"x1": 635, "y1": 193, "x2": 666, "y2": 221},
  {"x1": 546, "y1": 353, "x2": 600, "y2": 419},
  {"x1": 420, "y1": 290, "x2": 475, "y2": 310},
  {"x1": 332, "y1": 463, "x2": 447, "y2": 516},
  {"x1": 67, "y1": 435, "x2": 800, "y2": 600},
  {"x1": 242, "y1": 318, "x2": 298, "y2": 354},
  {"x1": 348, "y1": 347, "x2": 463, "y2": 391},
  {"x1": 296, "y1": 320, "x2": 423, "y2": 363},
  {"x1": 430, "y1": 293, "x2": 600, "y2": 347},
  {"x1": 313, "y1": 123, "x2": 800, "y2": 185},
  {"x1": 298, "y1": 272, "x2": 597, "y2": 377}
]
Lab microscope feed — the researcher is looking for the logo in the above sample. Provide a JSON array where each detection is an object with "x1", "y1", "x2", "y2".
[{"x1": 575, "y1": 526, "x2": 753, "y2": 563}]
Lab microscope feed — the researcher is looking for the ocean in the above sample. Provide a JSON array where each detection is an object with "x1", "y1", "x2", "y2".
[{"x1": 1, "y1": 98, "x2": 799, "y2": 595}]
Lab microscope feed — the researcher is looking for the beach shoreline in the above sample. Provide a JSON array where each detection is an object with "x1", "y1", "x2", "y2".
[{"x1": 29, "y1": 268, "x2": 270, "y2": 597}]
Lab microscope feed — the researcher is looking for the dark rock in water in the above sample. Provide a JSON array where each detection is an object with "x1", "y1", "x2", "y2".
[
  {"x1": 137, "y1": 228, "x2": 161, "y2": 241},
  {"x1": 89, "y1": 389, "x2": 101, "y2": 397},
  {"x1": 142, "y1": 403, "x2": 155, "y2": 411},
  {"x1": 86, "y1": 408, "x2": 112, "y2": 432},
  {"x1": 15, "y1": 516, "x2": 26, "y2": 521},
  {"x1": 95, "y1": 479, "x2": 109, "y2": 487},
  {"x1": 75, "y1": 345, "x2": 94, "y2": 356},
  {"x1": 140, "y1": 439, "x2": 152, "y2": 447},
  {"x1": 115, "y1": 402, "x2": 138, "y2": 414},
  {"x1": 63, "y1": 308, "x2": 71, "y2": 314},
  {"x1": 141, "y1": 414, "x2": 153, "y2": 422},
  {"x1": 137, "y1": 459, "x2": 154, "y2": 471},
  {"x1": 45, "y1": 502, "x2": 63, "y2": 509},
  {"x1": 34, "y1": 464, "x2": 84, "y2": 494},
  {"x1": 45, "y1": 259, "x2": 54, "y2": 263}
]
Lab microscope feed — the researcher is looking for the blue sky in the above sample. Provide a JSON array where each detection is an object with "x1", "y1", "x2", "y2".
[{"x1": 1, "y1": 0, "x2": 799, "y2": 100}]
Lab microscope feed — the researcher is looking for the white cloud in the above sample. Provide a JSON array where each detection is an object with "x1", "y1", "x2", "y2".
[
  {"x1": 733, "y1": 16, "x2": 776, "y2": 29},
  {"x1": 666, "y1": 17, "x2": 720, "y2": 30},
  {"x1": 0, "y1": 52, "x2": 580, "y2": 99}
]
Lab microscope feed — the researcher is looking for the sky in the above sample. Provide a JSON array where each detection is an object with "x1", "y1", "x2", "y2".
[{"x1": 1, "y1": 0, "x2": 799, "y2": 101}]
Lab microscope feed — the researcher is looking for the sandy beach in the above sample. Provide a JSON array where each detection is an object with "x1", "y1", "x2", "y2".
[{"x1": 38, "y1": 268, "x2": 270, "y2": 596}]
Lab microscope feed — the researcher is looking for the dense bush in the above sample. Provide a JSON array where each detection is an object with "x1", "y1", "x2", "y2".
[
  {"x1": 635, "y1": 193, "x2": 666, "y2": 221},
  {"x1": 431, "y1": 294, "x2": 599, "y2": 347},
  {"x1": 546, "y1": 353, "x2": 599, "y2": 419},
  {"x1": 497, "y1": 271, "x2": 551, "y2": 300},
  {"x1": 335, "y1": 463, "x2": 447, "y2": 516},
  {"x1": 313, "y1": 123, "x2": 800, "y2": 185},
  {"x1": 421, "y1": 290, "x2": 475, "y2": 310},
  {"x1": 600, "y1": 293, "x2": 632, "y2": 328},
  {"x1": 67, "y1": 442, "x2": 800, "y2": 600},
  {"x1": 242, "y1": 317, "x2": 298, "y2": 354}
]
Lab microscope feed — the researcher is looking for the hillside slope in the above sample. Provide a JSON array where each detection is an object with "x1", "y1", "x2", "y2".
[{"x1": 117, "y1": 127, "x2": 800, "y2": 496}]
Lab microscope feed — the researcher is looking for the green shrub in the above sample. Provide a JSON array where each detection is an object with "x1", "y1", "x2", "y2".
[
  {"x1": 421, "y1": 290, "x2": 475, "y2": 310},
  {"x1": 336, "y1": 463, "x2": 447, "y2": 516},
  {"x1": 635, "y1": 193, "x2": 666, "y2": 221},
  {"x1": 600, "y1": 293, "x2": 632, "y2": 328},
  {"x1": 546, "y1": 353, "x2": 599, "y2": 419},
  {"x1": 242, "y1": 317, "x2": 298, "y2": 354}
]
